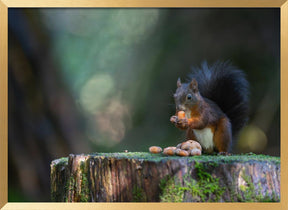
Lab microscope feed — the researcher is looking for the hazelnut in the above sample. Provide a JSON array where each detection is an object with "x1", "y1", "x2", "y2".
[
  {"x1": 181, "y1": 142, "x2": 194, "y2": 150},
  {"x1": 190, "y1": 141, "x2": 202, "y2": 151},
  {"x1": 190, "y1": 148, "x2": 202, "y2": 156},
  {"x1": 149, "y1": 146, "x2": 162, "y2": 154},
  {"x1": 177, "y1": 111, "x2": 186, "y2": 119},
  {"x1": 175, "y1": 149, "x2": 189, "y2": 156},
  {"x1": 182, "y1": 140, "x2": 202, "y2": 151},
  {"x1": 186, "y1": 140, "x2": 196, "y2": 144},
  {"x1": 163, "y1": 147, "x2": 176, "y2": 156}
]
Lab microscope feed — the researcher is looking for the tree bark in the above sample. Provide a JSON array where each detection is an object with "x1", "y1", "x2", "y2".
[{"x1": 50, "y1": 153, "x2": 280, "y2": 202}]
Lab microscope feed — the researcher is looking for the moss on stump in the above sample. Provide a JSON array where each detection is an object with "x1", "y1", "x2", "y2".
[{"x1": 50, "y1": 152, "x2": 280, "y2": 202}]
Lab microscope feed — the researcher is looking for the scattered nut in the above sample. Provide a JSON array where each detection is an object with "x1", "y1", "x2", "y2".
[
  {"x1": 176, "y1": 143, "x2": 182, "y2": 149},
  {"x1": 181, "y1": 140, "x2": 202, "y2": 151},
  {"x1": 175, "y1": 148, "x2": 189, "y2": 156},
  {"x1": 181, "y1": 142, "x2": 193, "y2": 150},
  {"x1": 190, "y1": 141, "x2": 202, "y2": 150},
  {"x1": 190, "y1": 148, "x2": 202, "y2": 156},
  {"x1": 163, "y1": 147, "x2": 176, "y2": 156},
  {"x1": 149, "y1": 146, "x2": 162, "y2": 154},
  {"x1": 186, "y1": 140, "x2": 196, "y2": 144},
  {"x1": 177, "y1": 111, "x2": 186, "y2": 119},
  {"x1": 185, "y1": 140, "x2": 202, "y2": 150},
  {"x1": 175, "y1": 148, "x2": 181, "y2": 154},
  {"x1": 149, "y1": 139, "x2": 202, "y2": 156}
]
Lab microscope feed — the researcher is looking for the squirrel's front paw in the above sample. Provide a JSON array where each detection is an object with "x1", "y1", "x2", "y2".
[
  {"x1": 170, "y1": 115, "x2": 188, "y2": 129},
  {"x1": 170, "y1": 115, "x2": 177, "y2": 124},
  {"x1": 176, "y1": 118, "x2": 188, "y2": 129}
]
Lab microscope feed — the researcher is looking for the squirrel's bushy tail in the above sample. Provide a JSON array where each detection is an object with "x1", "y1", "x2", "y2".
[{"x1": 189, "y1": 61, "x2": 249, "y2": 137}]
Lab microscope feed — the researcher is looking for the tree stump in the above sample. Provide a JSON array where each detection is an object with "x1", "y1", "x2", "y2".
[{"x1": 50, "y1": 152, "x2": 280, "y2": 202}]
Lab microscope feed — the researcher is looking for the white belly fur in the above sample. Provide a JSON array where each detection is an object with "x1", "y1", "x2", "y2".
[{"x1": 193, "y1": 128, "x2": 214, "y2": 150}]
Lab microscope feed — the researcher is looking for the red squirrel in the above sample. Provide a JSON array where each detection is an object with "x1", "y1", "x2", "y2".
[{"x1": 170, "y1": 61, "x2": 249, "y2": 154}]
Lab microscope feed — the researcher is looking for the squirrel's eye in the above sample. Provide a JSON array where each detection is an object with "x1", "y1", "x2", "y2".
[{"x1": 186, "y1": 94, "x2": 192, "y2": 100}]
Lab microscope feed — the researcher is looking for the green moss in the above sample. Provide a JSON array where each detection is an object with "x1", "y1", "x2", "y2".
[
  {"x1": 50, "y1": 157, "x2": 69, "y2": 202},
  {"x1": 240, "y1": 185, "x2": 248, "y2": 192},
  {"x1": 63, "y1": 161, "x2": 90, "y2": 202},
  {"x1": 159, "y1": 176, "x2": 187, "y2": 202},
  {"x1": 52, "y1": 157, "x2": 69, "y2": 166},
  {"x1": 228, "y1": 181, "x2": 238, "y2": 201},
  {"x1": 240, "y1": 172, "x2": 255, "y2": 202},
  {"x1": 79, "y1": 161, "x2": 90, "y2": 202},
  {"x1": 88, "y1": 152, "x2": 280, "y2": 165},
  {"x1": 192, "y1": 161, "x2": 225, "y2": 201},
  {"x1": 159, "y1": 161, "x2": 225, "y2": 202},
  {"x1": 79, "y1": 174, "x2": 89, "y2": 202},
  {"x1": 65, "y1": 176, "x2": 75, "y2": 202},
  {"x1": 239, "y1": 170, "x2": 279, "y2": 202},
  {"x1": 55, "y1": 153, "x2": 280, "y2": 166},
  {"x1": 132, "y1": 186, "x2": 146, "y2": 202}
]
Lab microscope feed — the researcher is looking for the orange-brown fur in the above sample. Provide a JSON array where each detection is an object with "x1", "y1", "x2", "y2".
[
  {"x1": 173, "y1": 100, "x2": 232, "y2": 153},
  {"x1": 213, "y1": 117, "x2": 231, "y2": 153}
]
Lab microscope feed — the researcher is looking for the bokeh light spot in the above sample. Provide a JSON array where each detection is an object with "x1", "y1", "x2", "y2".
[
  {"x1": 238, "y1": 125, "x2": 268, "y2": 152},
  {"x1": 79, "y1": 74, "x2": 114, "y2": 113}
]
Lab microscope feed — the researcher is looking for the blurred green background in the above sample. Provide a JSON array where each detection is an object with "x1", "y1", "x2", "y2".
[{"x1": 8, "y1": 8, "x2": 280, "y2": 201}]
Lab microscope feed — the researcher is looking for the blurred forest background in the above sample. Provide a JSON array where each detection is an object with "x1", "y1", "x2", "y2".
[{"x1": 8, "y1": 8, "x2": 280, "y2": 201}]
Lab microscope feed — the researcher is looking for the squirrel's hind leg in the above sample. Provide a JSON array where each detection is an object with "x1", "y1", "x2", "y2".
[{"x1": 213, "y1": 117, "x2": 232, "y2": 154}]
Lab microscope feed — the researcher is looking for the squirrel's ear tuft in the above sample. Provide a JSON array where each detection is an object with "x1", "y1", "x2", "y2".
[
  {"x1": 177, "y1": 78, "x2": 182, "y2": 88},
  {"x1": 190, "y1": 79, "x2": 198, "y2": 92}
]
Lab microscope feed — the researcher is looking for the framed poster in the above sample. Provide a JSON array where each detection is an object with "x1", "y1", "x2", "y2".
[{"x1": 0, "y1": 0, "x2": 287, "y2": 209}]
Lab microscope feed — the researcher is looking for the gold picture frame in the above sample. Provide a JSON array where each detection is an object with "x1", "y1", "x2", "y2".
[{"x1": 1, "y1": 0, "x2": 287, "y2": 209}]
